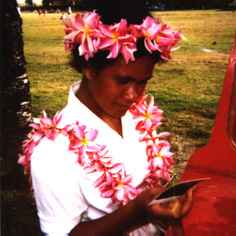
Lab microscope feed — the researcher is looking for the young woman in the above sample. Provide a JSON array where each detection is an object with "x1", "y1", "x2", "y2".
[{"x1": 19, "y1": 1, "x2": 193, "y2": 235}]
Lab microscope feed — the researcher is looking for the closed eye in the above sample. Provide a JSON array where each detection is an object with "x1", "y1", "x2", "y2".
[
  {"x1": 113, "y1": 76, "x2": 151, "y2": 85},
  {"x1": 137, "y1": 76, "x2": 152, "y2": 85},
  {"x1": 114, "y1": 77, "x2": 133, "y2": 85},
  {"x1": 137, "y1": 79, "x2": 148, "y2": 85}
]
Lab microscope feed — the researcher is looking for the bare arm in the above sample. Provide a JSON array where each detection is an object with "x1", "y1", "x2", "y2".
[
  {"x1": 69, "y1": 186, "x2": 194, "y2": 236},
  {"x1": 69, "y1": 200, "x2": 146, "y2": 236},
  {"x1": 69, "y1": 185, "x2": 163, "y2": 236}
]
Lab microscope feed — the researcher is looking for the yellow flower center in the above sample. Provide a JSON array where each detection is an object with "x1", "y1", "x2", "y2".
[
  {"x1": 156, "y1": 36, "x2": 161, "y2": 43},
  {"x1": 144, "y1": 31, "x2": 151, "y2": 38},
  {"x1": 155, "y1": 153, "x2": 163, "y2": 160},
  {"x1": 81, "y1": 137, "x2": 89, "y2": 146},
  {"x1": 116, "y1": 181, "x2": 124, "y2": 189},
  {"x1": 83, "y1": 25, "x2": 92, "y2": 37},
  {"x1": 111, "y1": 33, "x2": 119, "y2": 42},
  {"x1": 144, "y1": 111, "x2": 151, "y2": 120}
]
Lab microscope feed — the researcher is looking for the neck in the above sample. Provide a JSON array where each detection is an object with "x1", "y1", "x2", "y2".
[
  {"x1": 76, "y1": 79, "x2": 102, "y2": 117},
  {"x1": 76, "y1": 79, "x2": 123, "y2": 136}
]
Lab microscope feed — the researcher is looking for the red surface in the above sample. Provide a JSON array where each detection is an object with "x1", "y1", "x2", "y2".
[
  {"x1": 181, "y1": 170, "x2": 236, "y2": 235},
  {"x1": 168, "y1": 36, "x2": 236, "y2": 235}
]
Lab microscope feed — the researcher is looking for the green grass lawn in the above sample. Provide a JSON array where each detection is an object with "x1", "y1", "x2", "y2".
[{"x1": 22, "y1": 10, "x2": 236, "y2": 174}]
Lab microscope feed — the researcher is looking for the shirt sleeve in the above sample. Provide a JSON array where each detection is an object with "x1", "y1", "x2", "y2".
[{"x1": 31, "y1": 135, "x2": 88, "y2": 235}]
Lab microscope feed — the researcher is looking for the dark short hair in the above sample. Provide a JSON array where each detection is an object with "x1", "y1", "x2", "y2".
[{"x1": 80, "y1": 0, "x2": 150, "y2": 24}]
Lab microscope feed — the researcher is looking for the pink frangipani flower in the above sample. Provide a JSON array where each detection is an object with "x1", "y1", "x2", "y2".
[
  {"x1": 146, "y1": 140, "x2": 174, "y2": 170},
  {"x1": 28, "y1": 111, "x2": 62, "y2": 141},
  {"x1": 134, "y1": 16, "x2": 162, "y2": 53},
  {"x1": 18, "y1": 138, "x2": 40, "y2": 173},
  {"x1": 154, "y1": 24, "x2": 182, "y2": 60},
  {"x1": 100, "y1": 173, "x2": 138, "y2": 205},
  {"x1": 130, "y1": 16, "x2": 181, "y2": 59},
  {"x1": 144, "y1": 167, "x2": 171, "y2": 187},
  {"x1": 68, "y1": 124, "x2": 99, "y2": 164},
  {"x1": 63, "y1": 11, "x2": 102, "y2": 59},
  {"x1": 98, "y1": 19, "x2": 137, "y2": 63},
  {"x1": 129, "y1": 95, "x2": 163, "y2": 132},
  {"x1": 85, "y1": 147, "x2": 112, "y2": 173},
  {"x1": 139, "y1": 131, "x2": 171, "y2": 143}
]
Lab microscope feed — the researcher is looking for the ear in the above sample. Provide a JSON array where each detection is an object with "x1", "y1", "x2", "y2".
[{"x1": 82, "y1": 67, "x2": 96, "y2": 80}]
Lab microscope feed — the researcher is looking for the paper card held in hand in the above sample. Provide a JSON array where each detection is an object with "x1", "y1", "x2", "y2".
[{"x1": 149, "y1": 177, "x2": 210, "y2": 205}]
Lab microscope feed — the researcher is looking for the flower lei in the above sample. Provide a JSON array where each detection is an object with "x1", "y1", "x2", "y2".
[
  {"x1": 18, "y1": 96, "x2": 174, "y2": 205},
  {"x1": 62, "y1": 11, "x2": 182, "y2": 63}
]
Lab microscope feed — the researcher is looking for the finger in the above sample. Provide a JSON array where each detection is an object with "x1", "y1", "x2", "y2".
[
  {"x1": 150, "y1": 202, "x2": 174, "y2": 218},
  {"x1": 170, "y1": 200, "x2": 182, "y2": 219},
  {"x1": 158, "y1": 198, "x2": 184, "y2": 219},
  {"x1": 148, "y1": 184, "x2": 166, "y2": 200},
  {"x1": 181, "y1": 188, "x2": 194, "y2": 216}
]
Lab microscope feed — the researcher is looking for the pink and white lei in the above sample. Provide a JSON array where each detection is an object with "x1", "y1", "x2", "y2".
[
  {"x1": 62, "y1": 11, "x2": 182, "y2": 63},
  {"x1": 19, "y1": 96, "x2": 174, "y2": 205}
]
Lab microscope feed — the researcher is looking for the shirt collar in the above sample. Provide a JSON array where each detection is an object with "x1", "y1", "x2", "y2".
[{"x1": 65, "y1": 81, "x2": 133, "y2": 139}]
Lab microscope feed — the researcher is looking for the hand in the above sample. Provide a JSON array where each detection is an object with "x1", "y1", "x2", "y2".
[
  {"x1": 133, "y1": 185, "x2": 166, "y2": 211},
  {"x1": 147, "y1": 187, "x2": 194, "y2": 223}
]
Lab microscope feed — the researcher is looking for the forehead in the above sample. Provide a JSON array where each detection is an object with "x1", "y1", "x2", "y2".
[{"x1": 98, "y1": 56, "x2": 156, "y2": 80}]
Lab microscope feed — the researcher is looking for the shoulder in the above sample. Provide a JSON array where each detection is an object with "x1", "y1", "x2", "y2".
[
  {"x1": 19, "y1": 110, "x2": 79, "y2": 175},
  {"x1": 31, "y1": 134, "x2": 70, "y2": 163},
  {"x1": 31, "y1": 134, "x2": 77, "y2": 178}
]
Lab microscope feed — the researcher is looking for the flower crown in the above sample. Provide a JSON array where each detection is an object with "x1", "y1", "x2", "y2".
[{"x1": 63, "y1": 11, "x2": 182, "y2": 63}]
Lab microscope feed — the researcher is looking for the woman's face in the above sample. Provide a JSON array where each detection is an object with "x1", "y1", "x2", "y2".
[{"x1": 85, "y1": 56, "x2": 156, "y2": 118}]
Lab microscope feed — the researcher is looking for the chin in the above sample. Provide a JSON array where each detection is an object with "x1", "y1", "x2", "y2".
[
  {"x1": 105, "y1": 104, "x2": 130, "y2": 118},
  {"x1": 116, "y1": 109, "x2": 129, "y2": 117},
  {"x1": 109, "y1": 109, "x2": 128, "y2": 118}
]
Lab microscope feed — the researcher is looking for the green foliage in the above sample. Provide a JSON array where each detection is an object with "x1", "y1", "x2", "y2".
[
  {"x1": 42, "y1": 0, "x2": 71, "y2": 8},
  {"x1": 42, "y1": 0, "x2": 50, "y2": 8},
  {"x1": 156, "y1": 0, "x2": 234, "y2": 9},
  {"x1": 25, "y1": 0, "x2": 33, "y2": 6}
]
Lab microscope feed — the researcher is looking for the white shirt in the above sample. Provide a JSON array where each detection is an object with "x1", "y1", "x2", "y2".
[{"x1": 31, "y1": 82, "x2": 159, "y2": 235}]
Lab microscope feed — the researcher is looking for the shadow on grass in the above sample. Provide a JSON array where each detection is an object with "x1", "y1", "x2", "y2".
[
  {"x1": 149, "y1": 90, "x2": 216, "y2": 147},
  {"x1": 156, "y1": 67, "x2": 186, "y2": 76},
  {"x1": 149, "y1": 89, "x2": 217, "y2": 117}
]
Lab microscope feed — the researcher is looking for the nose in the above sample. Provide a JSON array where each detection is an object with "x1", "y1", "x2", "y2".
[{"x1": 123, "y1": 84, "x2": 139, "y2": 103}]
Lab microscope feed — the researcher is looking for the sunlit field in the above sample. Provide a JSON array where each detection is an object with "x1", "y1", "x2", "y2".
[{"x1": 22, "y1": 10, "x2": 236, "y2": 174}]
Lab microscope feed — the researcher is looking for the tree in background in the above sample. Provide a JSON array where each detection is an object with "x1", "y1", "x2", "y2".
[
  {"x1": 212, "y1": 0, "x2": 235, "y2": 8},
  {"x1": 2, "y1": 0, "x2": 41, "y2": 235},
  {"x1": 42, "y1": 0, "x2": 72, "y2": 10},
  {"x1": 151, "y1": 0, "x2": 235, "y2": 9},
  {"x1": 25, "y1": 0, "x2": 33, "y2": 11},
  {"x1": 2, "y1": 0, "x2": 32, "y2": 189},
  {"x1": 25, "y1": 0, "x2": 33, "y2": 7},
  {"x1": 42, "y1": 0, "x2": 51, "y2": 8}
]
